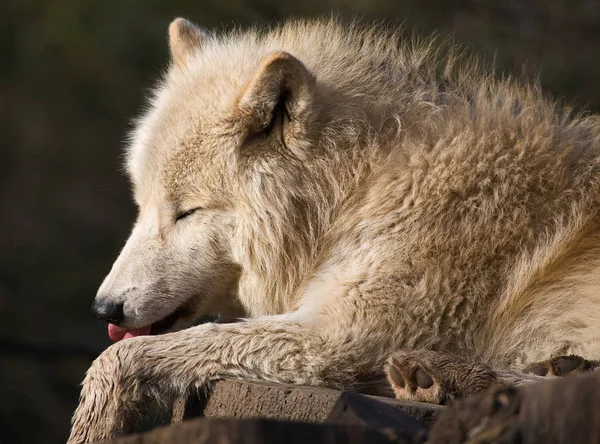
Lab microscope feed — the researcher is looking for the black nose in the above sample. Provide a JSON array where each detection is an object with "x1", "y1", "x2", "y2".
[{"x1": 91, "y1": 299, "x2": 124, "y2": 324}]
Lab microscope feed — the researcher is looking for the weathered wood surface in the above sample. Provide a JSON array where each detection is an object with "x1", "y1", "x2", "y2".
[
  {"x1": 192, "y1": 379, "x2": 442, "y2": 426},
  {"x1": 108, "y1": 417, "x2": 417, "y2": 444},
  {"x1": 108, "y1": 387, "x2": 430, "y2": 444},
  {"x1": 118, "y1": 379, "x2": 441, "y2": 436},
  {"x1": 428, "y1": 370, "x2": 600, "y2": 443},
  {"x1": 326, "y1": 390, "x2": 429, "y2": 442},
  {"x1": 107, "y1": 371, "x2": 600, "y2": 443}
]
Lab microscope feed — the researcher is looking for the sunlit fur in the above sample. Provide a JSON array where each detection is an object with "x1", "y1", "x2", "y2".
[{"x1": 70, "y1": 18, "x2": 600, "y2": 442}]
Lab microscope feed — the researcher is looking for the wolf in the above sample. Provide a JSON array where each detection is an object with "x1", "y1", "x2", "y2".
[{"x1": 68, "y1": 18, "x2": 600, "y2": 443}]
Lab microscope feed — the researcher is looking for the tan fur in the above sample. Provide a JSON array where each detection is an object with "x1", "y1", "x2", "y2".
[
  {"x1": 69, "y1": 18, "x2": 600, "y2": 442},
  {"x1": 168, "y1": 18, "x2": 208, "y2": 67}
]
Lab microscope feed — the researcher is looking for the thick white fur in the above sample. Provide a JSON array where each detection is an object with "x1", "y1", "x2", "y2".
[{"x1": 69, "y1": 18, "x2": 600, "y2": 442}]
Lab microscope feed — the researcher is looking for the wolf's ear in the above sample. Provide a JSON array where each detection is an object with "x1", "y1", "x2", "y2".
[
  {"x1": 169, "y1": 18, "x2": 208, "y2": 67},
  {"x1": 237, "y1": 51, "x2": 316, "y2": 144}
]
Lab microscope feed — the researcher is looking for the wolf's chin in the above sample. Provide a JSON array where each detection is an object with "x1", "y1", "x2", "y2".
[{"x1": 149, "y1": 305, "x2": 188, "y2": 335}]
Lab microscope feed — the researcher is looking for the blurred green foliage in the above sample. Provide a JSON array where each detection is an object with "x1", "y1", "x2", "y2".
[{"x1": 1, "y1": 0, "x2": 600, "y2": 442}]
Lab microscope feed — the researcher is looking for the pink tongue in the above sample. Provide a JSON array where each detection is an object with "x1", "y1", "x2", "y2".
[{"x1": 108, "y1": 323, "x2": 151, "y2": 342}]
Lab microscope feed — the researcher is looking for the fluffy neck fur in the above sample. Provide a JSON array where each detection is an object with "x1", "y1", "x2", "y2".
[{"x1": 219, "y1": 20, "x2": 527, "y2": 316}]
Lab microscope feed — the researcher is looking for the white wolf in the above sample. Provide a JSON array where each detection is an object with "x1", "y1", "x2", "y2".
[{"x1": 69, "y1": 18, "x2": 600, "y2": 443}]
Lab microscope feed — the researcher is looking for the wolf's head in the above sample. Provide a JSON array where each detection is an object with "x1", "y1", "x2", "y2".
[{"x1": 91, "y1": 18, "x2": 352, "y2": 340}]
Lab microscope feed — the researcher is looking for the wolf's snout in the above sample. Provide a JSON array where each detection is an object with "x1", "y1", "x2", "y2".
[{"x1": 91, "y1": 298, "x2": 124, "y2": 324}]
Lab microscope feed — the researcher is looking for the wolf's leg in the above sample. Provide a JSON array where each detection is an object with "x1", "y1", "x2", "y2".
[
  {"x1": 67, "y1": 317, "x2": 354, "y2": 444},
  {"x1": 384, "y1": 350, "x2": 544, "y2": 404},
  {"x1": 522, "y1": 355, "x2": 600, "y2": 377}
]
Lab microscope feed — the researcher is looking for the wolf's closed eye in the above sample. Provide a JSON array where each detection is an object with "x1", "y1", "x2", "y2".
[{"x1": 175, "y1": 208, "x2": 200, "y2": 221}]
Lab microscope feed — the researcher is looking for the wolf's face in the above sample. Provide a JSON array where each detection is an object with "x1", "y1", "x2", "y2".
[
  {"x1": 95, "y1": 186, "x2": 241, "y2": 338},
  {"x1": 91, "y1": 19, "x2": 322, "y2": 340}
]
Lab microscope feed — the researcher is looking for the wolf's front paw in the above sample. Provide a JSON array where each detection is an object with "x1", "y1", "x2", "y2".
[
  {"x1": 384, "y1": 350, "x2": 499, "y2": 404},
  {"x1": 523, "y1": 354, "x2": 600, "y2": 377},
  {"x1": 68, "y1": 339, "x2": 144, "y2": 443}
]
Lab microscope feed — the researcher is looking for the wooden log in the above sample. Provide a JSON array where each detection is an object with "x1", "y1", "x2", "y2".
[
  {"x1": 195, "y1": 379, "x2": 442, "y2": 426},
  {"x1": 108, "y1": 417, "x2": 416, "y2": 444},
  {"x1": 116, "y1": 380, "x2": 439, "y2": 442},
  {"x1": 326, "y1": 390, "x2": 429, "y2": 442},
  {"x1": 428, "y1": 370, "x2": 600, "y2": 443}
]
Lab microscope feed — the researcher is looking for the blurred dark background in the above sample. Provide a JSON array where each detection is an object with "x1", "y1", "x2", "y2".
[{"x1": 1, "y1": 0, "x2": 600, "y2": 442}]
